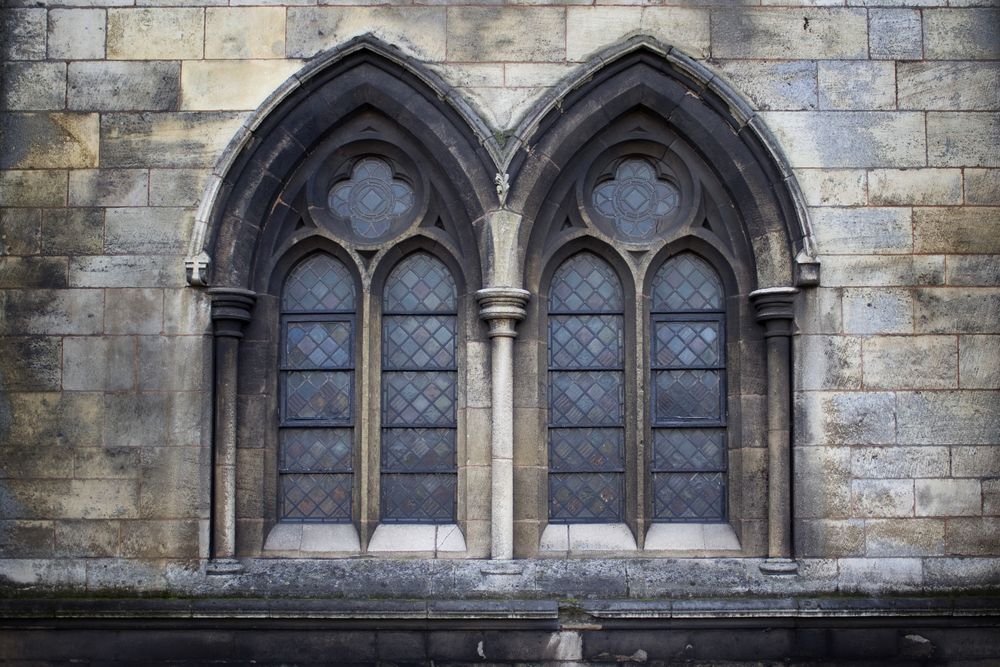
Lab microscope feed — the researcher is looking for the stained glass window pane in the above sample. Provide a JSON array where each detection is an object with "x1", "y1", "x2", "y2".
[
  {"x1": 549, "y1": 428, "x2": 623, "y2": 472},
  {"x1": 382, "y1": 371, "x2": 456, "y2": 427},
  {"x1": 283, "y1": 254, "x2": 356, "y2": 312},
  {"x1": 549, "y1": 315, "x2": 623, "y2": 369},
  {"x1": 381, "y1": 474, "x2": 456, "y2": 523},
  {"x1": 549, "y1": 253, "x2": 623, "y2": 312},
  {"x1": 383, "y1": 315, "x2": 456, "y2": 370},
  {"x1": 653, "y1": 369, "x2": 721, "y2": 422},
  {"x1": 285, "y1": 321, "x2": 352, "y2": 369},
  {"x1": 281, "y1": 473, "x2": 352, "y2": 521},
  {"x1": 549, "y1": 370, "x2": 623, "y2": 427},
  {"x1": 383, "y1": 253, "x2": 456, "y2": 313},
  {"x1": 382, "y1": 428, "x2": 455, "y2": 471},
  {"x1": 652, "y1": 472, "x2": 724, "y2": 522},
  {"x1": 328, "y1": 157, "x2": 415, "y2": 240},
  {"x1": 281, "y1": 428, "x2": 353, "y2": 472},
  {"x1": 651, "y1": 253, "x2": 722, "y2": 312},
  {"x1": 285, "y1": 371, "x2": 353, "y2": 422},
  {"x1": 549, "y1": 473, "x2": 623, "y2": 522},
  {"x1": 592, "y1": 158, "x2": 679, "y2": 240},
  {"x1": 652, "y1": 428, "x2": 725, "y2": 472},
  {"x1": 653, "y1": 320, "x2": 721, "y2": 368}
]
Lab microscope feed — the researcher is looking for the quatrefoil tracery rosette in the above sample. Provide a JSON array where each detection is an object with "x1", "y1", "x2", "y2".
[
  {"x1": 591, "y1": 158, "x2": 680, "y2": 241},
  {"x1": 327, "y1": 158, "x2": 415, "y2": 240}
]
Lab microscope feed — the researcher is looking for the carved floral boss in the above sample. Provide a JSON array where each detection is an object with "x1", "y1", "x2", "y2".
[
  {"x1": 328, "y1": 158, "x2": 415, "y2": 239},
  {"x1": 592, "y1": 159, "x2": 679, "y2": 240}
]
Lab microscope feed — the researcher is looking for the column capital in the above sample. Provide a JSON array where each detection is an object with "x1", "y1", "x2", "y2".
[
  {"x1": 476, "y1": 287, "x2": 530, "y2": 339},
  {"x1": 208, "y1": 288, "x2": 256, "y2": 338},
  {"x1": 750, "y1": 287, "x2": 798, "y2": 337}
]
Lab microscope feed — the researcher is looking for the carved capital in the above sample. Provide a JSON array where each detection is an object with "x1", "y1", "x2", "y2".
[
  {"x1": 750, "y1": 287, "x2": 798, "y2": 338},
  {"x1": 208, "y1": 288, "x2": 256, "y2": 338},
  {"x1": 476, "y1": 287, "x2": 530, "y2": 339}
]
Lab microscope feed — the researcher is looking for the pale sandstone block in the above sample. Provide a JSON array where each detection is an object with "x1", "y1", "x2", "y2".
[
  {"x1": 0, "y1": 170, "x2": 67, "y2": 207},
  {"x1": 868, "y1": 9, "x2": 922, "y2": 60},
  {"x1": 862, "y1": 335, "x2": 957, "y2": 390},
  {"x1": 138, "y1": 335, "x2": 205, "y2": 391},
  {"x1": 914, "y1": 207, "x2": 1000, "y2": 254},
  {"x1": 181, "y1": 60, "x2": 303, "y2": 111},
  {"x1": 793, "y1": 446, "x2": 852, "y2": 518},
  {"x1": 838, "y1": 557, "x2": 923, "y2": 590},
  {"x1": 64, "y1": 480, "x2": 140, "y2": 520},
  {"x1": 0, "y1": 289, "x2": 103, "y2": 335},
  {"x1": 205, "y1": 8, "x2": 285, "y2": 59},
  {"x1": 794, "y1": 335, "x2": 862, "y2": 391},
  {"x1": 120, "y1": 520, "x2": 198, "y2": 558},
  {"x1": 1, "y1": 62, "x2": 66, "y2": 110},
  {"x1": 107, "y1": 9, "x2": 204, "y2": 60},
  {"x1": 945, "y1": 517, "x2": 1000, "y2": 555},
  {"x1": 811, "y1": 207, "x2": 912, "y2": 255},
  {"x1": 451, "y1": 7, "x2": 565, "y2": 62},
  {"x1": 47, "y1": 8, "x2": 105, "y2": 60},
  {"x1": 817, "y1": 61, "x2": 895, "y2": 111},
  {"x1": 104, "y1": 393, "x2": 168, "y2": 447},
  {"x1": 139, "y1": 447, "x2": 206, "y2": 519},
  {"x1": 843, "y1": 288, "x2": 913, "y2": 334},
  {"x1": 68, "y1": 61, "x2": 180, "y2": 112},
  {"x1": 105, "y1": 288, "x2": 163, "y2": 335},
  {"x1": 762, "y1": 112, "x2": 925, "y2": 168},
  {"x1": 916, "y1": 479, "x2": 982, "y2": 517},
  {"x1": 63, "y1": 336, "x2": 136, "y2": 391},
  {"x1": 923, "y1": 9, "x2": 1000, "y2": 60},
  {"x1": 948, "y1": 256, "x2": 1000, "y2": 287},
  {"x1": 711, "y1": 8, "x2": 867, "y2": 60},
  {"x1": 865, "y1": 518, "x2": 945, "y2": 557},
  {"x1": 105, "y1": 207, "x2": 194, "y2": 255},
  {"x1": 965, "y1": 169, "x2": 1000, "y2": 205},
  {"x1": 41, "y1": 209, "x2": 104, "y2": 256},
  {"x1": 794, "y1": 519, "x2": 864, "y2": 558},
  {"x1": 69, "y1": 169, "x2": 149, "y2": 207},
  {"x1": 286, "y1": 7, "x2": 446, "y2": 61},
  {"x1": 0, "y1": 257, "x2": 67, "y2": 290},
  {"x1": 913, "y1": 288, "x2": 1000, "y2": 334},
  {"x1": 851, "y1": 479, "x2": 913, "y2": 518},
  {"x1": 820, "y1": 255, "x2": 944, "y2": 288},
  {"x1": 714, "y1": 61, "x2": 817, "y2": 112},
  {"x1": 503, "y1": 63, "x2": 573, "y2": 89},
  {"x1": 0, "y1": 113, "x2": 99, "y2": 169},
  {"x1": 464, "y1": 87, "x2": 545, "y2": 131},
  {"x1": 898, "y1": 62, "x2": 1000, "y2": 111},
  {"x1": 986, "y1": 479, "x2": 1000, "y2": 516},
  {"x1": 640, "y1": 7, "x2": 711, "y2": 60},
  {"x1": 565, "y1": 8, "x2": 639, "y2": 62},
  {"x1": 869, "y1": 169, "x2": 963, "y2": 206},
  {"x1": 3, "y1": 392, "x2": 103, "y2": 449},
  {"x1": 928, "y1": 112, "x2": 1000, "y2": 167},
  {"x1": 795, "y1": 391, "x2": 896, "y2": 446},
  {"x1": 959, "y1": 335, "x2": 1000, "y2": 388},
  {"x1": 74, "y1": 448, "x2": 140, "y2": 480},
  {"x1": 69, "y1": 255, "x2": 186, "y2": 288},
  {"x1": 851, "y1": 446, "x2": 949, "y2": 479},
  {"x1": 952, "y1": 445, "x2": 1000, "y2": 478},
  {"x1": 430, "y1": 63, "x2": 504, "y2": 89},
  {"x1": 2, "y1": 9, "x2": 46, "y2": 61},
  {"x1": 0, "y1": 209, "x2": 40, "y2": 255},
  {"x1": 149, "y1": 169, "x2": 210, "y2": 207},
  {"x1": 54, "y1": 520, "x2": 119, "y2": 558},
  {"x1": 163, "y1": 287, "x2": 210, "y2": 335},
  {"x1": 794, "y1": 169, "x2": 865, "y2": 207},
  {"x1": 101, "y1": 112, "x2": 247, "y2": 169},
  {"x1": 897, "y1": 390, "x2": 1000, "y2": 445}
]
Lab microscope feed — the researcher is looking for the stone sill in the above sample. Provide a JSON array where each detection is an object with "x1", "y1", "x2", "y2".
[
  {"x1": 262, "y1": 523, "x2": 467, "y2": 557},
  {"x1": 538, "y1": 522, "x2": 741, "y2": 555}
]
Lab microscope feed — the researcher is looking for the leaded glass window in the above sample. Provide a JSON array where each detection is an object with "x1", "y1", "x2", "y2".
[
  {"x1": 381, "y1": 253, "x2": 458, "y2": 523},
  {"x1": 650, "y1": 253, "x2": 726, "y2": 522},
  {"x1": 279, "y1": 254, "x2": 356, "y2": 521},
  {"x1": 547, "y1": 253, "x2": 625, "y2": 522}
]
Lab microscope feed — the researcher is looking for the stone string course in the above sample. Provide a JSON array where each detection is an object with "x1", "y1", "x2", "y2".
[{"x1": 0, "y1": 1, "x2": 998, "y2": 594}]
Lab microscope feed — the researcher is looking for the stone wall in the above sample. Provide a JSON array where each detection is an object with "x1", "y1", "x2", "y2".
[{"x1": 1, "y1": 1, "x2": 998, "y2": 595}]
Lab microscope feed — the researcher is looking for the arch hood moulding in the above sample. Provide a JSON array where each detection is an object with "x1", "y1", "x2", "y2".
[{"x1": 184, "y1": 35, "x2": 820, "y2": 292}]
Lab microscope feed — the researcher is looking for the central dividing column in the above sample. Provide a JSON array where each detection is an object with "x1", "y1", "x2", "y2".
[{"x1": 476, "y1": 288, "x2": 530, "y2": 560}]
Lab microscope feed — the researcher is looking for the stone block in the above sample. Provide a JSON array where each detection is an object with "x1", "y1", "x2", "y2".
[
  {"x1": 1, "y1": 62, "x2": 66, "y2": 110},
  {"x1": 862, "y1": 335, "x2": 957, "y2": 390},
  {"x1": 818, "y1": 61, "x2": 895, "y2": 111},
  {"x1": 794, "y1": 169, "x2": 865, "y2": 207},
  {"x1": 948, "y1": 256, "x2": 1000, "y2": 287},
  {"x1": 0, "y1": 209, "x2": 40, "y2": 255},
  {"x1": 868, "y1": 9, "x2": 922, "y2": 60},
  {"x1": 0, "y1": 559, "x2": 86, "y2": 587},
  {"x1": 167, "y1": 390, "x2": 208, "y2": 447},
  {"x1": 924, "y1": 9, "x2": 1000, "y2": 60},
  {"x1": 0, "y1": 336, "x2": 61, "y2": 390},
  {"x1": 916, "y1": 479, "x2": 982, "y2": 517},
  {"x1": 897, "y1": 390, "x2": 1000, "y2": 445},
  {"x1": 452, "y1": 7, "x2": 565, "y2": 61},
  {"x1": 137, "y1": 335, "x2": 206, "y2": 391},
  {"x1": 0, "y1": 445, "x2": 74, "y2": 479},
  {"x1": 204, "y1": 7, "x2": 283, "y2": 59},
  {"x1": 985, "y1": 479, "x2": 1000, "y2": 516},
  {"x1": 139, "y1": 447, "x2": 206, "y2": 519},
  {"x1": 105, "y1": 288, "x2": 163, "y2": 335},
  {"x1": 120, "y1": 519, "x2": 199, "y2": 558},
  {"x1": 54, "y1": 520, "x2": 119, "y2": 557},
  {"x1": 851, "y1": 479, "x2": 914, "y2": 518},
  {"x1": 952, "y1": 445, "x2": 1000, "y2": 478},
  {"x1": 107, "y1": 8, "x2": 204, "y2": 60},
  {"x1": 913, "y1": 288, "x2": 1000, "y2": 334},
  {"x1": 0, "y1": 520, "x2": 54, "y2": 558},
  {"x1": 928, "y1": 112, "x2": 1000, "y2": 167},
  {"x1": 795, "y1": 519, "x2": 864, "y2": 557},
  {"x1": 105, "y1": 207, "x2": 194, "y2": 255},
  {"x1": 68, "y1": 62, "x2": 180, "y2": 112},
  {"x1": 851, "y1": 446, "x2": 950, "y2": 479},
  {"x1": 960, "y1": 336, "x2": 1000, "y2": 388},
  {"x1": 70, "y1": 255, "x2": 185, "y2": 289},
  {"x1": 869, "y1": 170, "x2": 963, "y2": 206},
  {"x1": 502, "y1": 63, "x2": 571, "y2": 89},
  {"x1": 865, "y1": 518, "x2": 945, "y2": 557},
  {"x1": 761, "y1": 112, "x2": 925, "y2": 168},
  {"x1": 181, "y1": 60, "x2": 302, "y2": 111},
  {"x1": 966, "y1": 169, "x2": 1000, "y2": 205},
  {"x1": 913, "y1": 207, "x2": 1000, "y2": 254},
  {"x1": 711, "y1": 8, "x2": 867, "y2": 59},
  {"x1": 714, "y1": 60, "x2": 817, "y2": 112},
  {"x1": 41, "y1": 209, "x2": 104, "y2": 255},
  {"x1": 105, "y1": 393, "x2": 168, "y2": 447},
  {"x1": 0, "y1": 170, "x2": 67, "y2": 207},
  {"x1": 61, "y1": 479, "x2": 139, "y2": 520},
  {"x1": 793, "y1": 446, "x2": 851, "y2": 518},
  {"x1": 795, "y1": 286, "x2": 842, "y2": 334},
  {"x1": 811, "y1": 207, "x2": 912, "y2": 255},
  {"x1": 795, "y1": 391, "x2": 896, "y2": 446},
  {"x1": 642, "y1": 7, "x2": 711, "y2": 60},
  {"x1": 464, "y1": 87, "x2": 544, "y2": 131},
  {"x1": 48, "y1": 8, "x2": 106, "y2": 60},
  {"x1": 148, "y1": 169, "x2": 209, "y2": 207},
  {"x1": 1, "y1": 9, "x2": 45, "y2": 61},
  {"x1": 286, "y1": 7, "x2": 446, "y2": 61},
  {"x1": 0, "y1": 257, "x2": 68, "y2": 289},
  {"x1": 821, "y1": 255, "x2": 944, "y2": 288},
  {"x1": 69, "y1": 169, "x2": 149, "y2": 207},
  {"x1": 3, "y1": 392, "x2": 103, "y2": 448},
  {"x1": 842, "y1": 288, "x2": 913, "y2": 334},
  {"x1": 163, "y1": 288, "x2": 210, "y2": 335},
  {"x1": 101, "y1": 112, "x2": 247, "y2": 168},
  {"x1": 0, "y1": 289, "x2": 103, "y2": 335},
  {"x1": 74, "y1": 448, "x2": 140, "y2": 480},
  {"x1": 794, "y1": 335, "x2": 861, "y2": 391},
  {"x1": 1, "y1": 113, "x2": 99, "y2": 169},
  {"x1": 63, "y1": 336, "x2": 135, "y2": 391},
  {"x1": 946, "y1": 517, "x2": 1000, "y2": 555},
  {"x1": 898, "y1": 62, "x2": 1000, "y2": 112}
]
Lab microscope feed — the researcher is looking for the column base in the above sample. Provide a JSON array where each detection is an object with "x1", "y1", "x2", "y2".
[
  {"x1": 759, "y1": 558, "x2": 799, "y2": 576},
  {"x1": 206, "y1": 557, "x2": 244, "y2": 576}
]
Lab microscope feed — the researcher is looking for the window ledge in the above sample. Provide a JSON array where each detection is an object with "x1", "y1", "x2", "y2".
[
  {"x1": 368, "y1": 524, "x2": 466, "y2": 554},
  {"x1": 644, "y1": 523, "x2": 741, "y2": 552},
  {"x1": 540, "y1": 523, "x2": 638, "y2": 552},
  {"x1": 263, "y1": 523, "x2": 361, "y2": 555}
]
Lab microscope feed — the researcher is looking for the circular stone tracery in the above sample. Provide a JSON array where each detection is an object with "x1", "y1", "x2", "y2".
[
  {"x1": 592, "y1": 158, "x2": 679, "y2": 240},
  {"x1": 328, "y1": 157, "x2": 415, "y2": 240}
]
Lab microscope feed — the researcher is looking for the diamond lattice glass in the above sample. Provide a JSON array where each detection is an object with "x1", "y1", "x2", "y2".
[
  {"x1": 652, "y1": 472, "x2": 724, "y2": 521},
  {"x1": 381, "y1": 474, "x2": 456, "y2": 522},
  {"x1": 283, "y1": 254, "x2": 356, "y2": 312},
  {"x1": 651, "y1": 253, "x2": 722, "y2": 312}
]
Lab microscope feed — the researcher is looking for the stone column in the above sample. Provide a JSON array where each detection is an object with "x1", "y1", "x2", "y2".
[
  {"x1": 750, "y1": 287, "x2": 798, "y2": 575},
  {"x1": 206, "y1": 288, "x2": 256, "y2": 575},
  {"x1": 476, "y1": 287, "x2": 530, "y2": 560}
]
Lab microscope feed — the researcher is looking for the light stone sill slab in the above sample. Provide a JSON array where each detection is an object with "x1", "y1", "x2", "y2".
[
  {"x1": 539, "y1": 523, "x2": 638, "y2": 552},
  {"x1": 263, "y1": 523, "x2": 361, "y2": 554},
  {"x1": 645, "y1": 523, "x2": 741, "y2": 552},
  {"x1": 368, "y1": 524, "x2": 467, "y2": 554}
]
